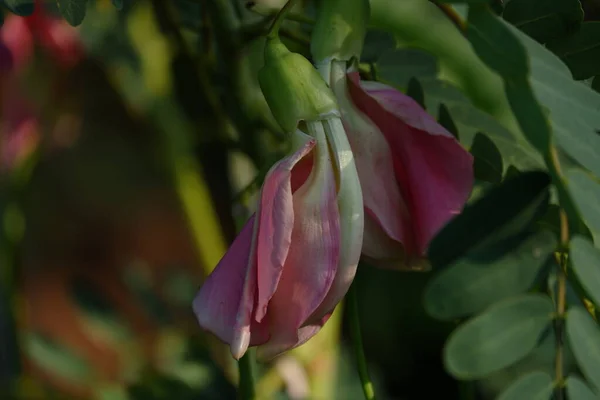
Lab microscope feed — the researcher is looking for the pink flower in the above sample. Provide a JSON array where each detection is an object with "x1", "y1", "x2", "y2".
[
  {"x1": 1, "y1": 3, "x2": 83, "y2": 71},
  {"x1": 193, "y1": 120, "x2": 363, "y2": 360},
  {"x1": 325, "y1": 60, "x2": 473, "y2": 270}
]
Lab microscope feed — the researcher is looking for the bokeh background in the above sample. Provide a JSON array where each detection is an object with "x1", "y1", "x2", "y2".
[{"x1": 3, "y1": 0, "x2": 600, "y2": 399}]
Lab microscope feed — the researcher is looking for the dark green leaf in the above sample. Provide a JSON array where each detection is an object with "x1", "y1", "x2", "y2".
[
  {"x1": 444, "y1": 294, "x2": 555, "y2": 379},
  {"x1": 57, "y1": 0, "x2": 88, "y2": 27},
  {"x1": 566, "y1": 307, "x2": 600, "y2": 392},
  {"x1": 425, "y1": 231, "x2": 556, "y2": 320},
  {"x1": 406, "y1": 77, "x2": 425, "y2": 108},
  {"x1": 467, "y1": 6, "x2": 529, "y2": 79},
  {"x1": 570, "y1": 237, "x2": 600, "y2": 310},
  {"x1": 471, "y1": 132, "x2": 504, "y2": 183},
  {"x1": 360, "y1": 30, "x2": 396, "y2": 63},
  {"x1": 436, "y1": 0, "x2": 491, "y2": 3},
  {"x1": 437, "y1": 103, "x2": 459, "y2": 140},
  {"x1": 547, "y1": 22, "x2": 600, "y2": 80},
  {"x1": 567, "y1": 169, "x2": 600, "y2": 243},
  {"x1": 497, "y1": 371, "x2": 554, "y2": 400},
  {"x1": 112, "y1": 0, "x2": 123, "y2": 10},
  {"x1": 428, "y1": 171, "x2": 551, "y2": 268},
  {"x1": 1, "y1": 0, "x2": 34, "y2": 15},
  {"x1": 503, "y1": 0, "x2": 583, "y2": 44},
  {"x1": 566, "y1": 376, "x2": 599, "y2": 400},
  {"x1": 593, "y1": 76, "x2": 600, "y2": 93},
  {"x1": 505, "y1": 165, "x2": 521, "y2": 180}
]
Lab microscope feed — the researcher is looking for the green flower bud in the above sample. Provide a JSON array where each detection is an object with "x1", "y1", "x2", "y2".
[
  {"x1": 259, "y1": 37, "x2": 338, "y2": 133},
  {"x1": 311, "y1": 0, "x2": 370, "y2": 64}
]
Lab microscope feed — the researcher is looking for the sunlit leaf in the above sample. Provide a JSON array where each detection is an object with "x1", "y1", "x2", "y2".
[
  {"x1": 566, "y1": 307, "x2": 600, "y2": 391},
  {"x1": 497, "y1": 371, "x2": 554, "y2": 400},
  {"x1": 444, "y1": 294, "x2": 555, "y2": 379},
  {"x1": 425, "y1": 231, "x2": 556, "y2": 320},
  {"x1": 25, "y1": 333, "x2": 91, "y2": 383}
]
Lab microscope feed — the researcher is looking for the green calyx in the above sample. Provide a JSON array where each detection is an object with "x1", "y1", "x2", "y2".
[
  {"x1": 311, "y1": 0, "x2": 370, "y2": 64},
  {"x1": 259, "y1": 37, "x2": 338, "y2": 133}
]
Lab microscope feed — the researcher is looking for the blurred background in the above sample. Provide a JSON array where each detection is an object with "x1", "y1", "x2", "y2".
[{"x1": 7, "y1": 0, "x2": 592, "y2": 399}]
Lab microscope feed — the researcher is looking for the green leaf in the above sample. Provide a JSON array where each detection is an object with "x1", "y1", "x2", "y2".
[
  {"x1": 566, "y1": 307, "x2": 600, "y2": 392},
  {"x1": 471, "y1": 132, "x2": 504, "y2": 183},
  {"x1": 57, "y1": 0, "x2": 88, "y2": 27},
  {"x1": 1, "y1": 0, "x2": 34, "y2": 15},
  {"x1": 566, "y1": 376, "x2": 599, "y2": 400},
  {"x1": 360, "y1": 30, "x2": 396, "y2": 63},
  {"x1": 406, "y1": 77, "x2": 425, "y2": 108},
  {"x1": 547, "y1": 22, "x2": 600, "y2": 80},
  {"x1": 593, "y1": 76, "x2": 600, "y2": 93},
  {"x1": 444, "y1": 294, "x2": 555, "y2": 379},
  {"x1": 428, "y1": 171, "x2": 551, "y2": 268},
  {"x1": 436, "y1": 0, "x2": 491, "y2": 3},
  {"x1": 570, "y1": 237, "x2": 600, "y2": 310},
  {"x1": 497, "y1": 371, "x2": 554, "y2": 400},
  {"x1": 503, "y1": 0, "x2": 583, "y2": 44},
  {"x1": 518, "y1": 30, "x2": 600, "y2": 178},
  {"x1": 467, "y1": 6, "x2": 529, "y2": 79},
  {"x1": 425, "y1": 231, "x2": 556, "y2": 320},
  {"x1": 437, "y1": 103, "x2": 459, "y2": 140},
  {"x1": 25, "y1": 333, "x2": 92, "y2": 383},
  {"x1": 112, "y1": 0, "x2": 123, "y2": 10},
  {"x1": 567, "y1": 169, "x2": 600, "y2": 243}
]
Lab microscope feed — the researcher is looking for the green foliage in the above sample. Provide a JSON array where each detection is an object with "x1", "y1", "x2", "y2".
[
  {"x1": 547, "y1": 22, "x2": 600, "y2": 80},
  {"x1": 570, "y1": 237, "x2": 600, "y2": 309},
  {"x1": 427, "y1": 171, "x2": 550, "y2": 268},
  {"x1": 566, "y1": 376, "x2": 599, "y2": 399},
  {"x1": 503, "y1": 0, "x2": 583, "y2": 44},
  {"x1": 1, "y1": 0, "x2": 34, "y2": 16},
  {"x1": 566, "y1": 308, "x2": 600, "y2": 392},
  {"x1": 496, "y1": 371, "x2": 554, "y2": 400},
  {"x1": 57, "y1": 0, "x2": 89, "y2": 26},
  {"x1": 424, "y1": 231, "x2": 555, "y2": 320},
  {"x1": 470, "y1": 132, "x2": 503, "y2": 183},
  {"x1": 443, "y1": 294, "x2": 555, "y2": 379},
  {"x1": 567, "y1": 169, "x2": 600, "y2": 242}
]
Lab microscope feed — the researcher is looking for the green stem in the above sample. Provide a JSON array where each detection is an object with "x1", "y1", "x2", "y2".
[
  {"x1": 348, "y1": 283, "x2": 376, "y2": 400},
  {"x1": 238, "y1": 351, "x2": 256, "y2": 400},
  {"x1": 267, "y1": 0, "x2": 301, "y2": 38}
]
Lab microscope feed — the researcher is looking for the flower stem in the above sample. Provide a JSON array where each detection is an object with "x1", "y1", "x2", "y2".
[
  {"x1": 238, "y1": 351, "x2": 256, "y2": 400},
  {"x1": 348, "y1": 282, "x2": 376, "y2": 400},
  {"x1": 267, "y1": 0, "x2": 300, "y2": 39}
]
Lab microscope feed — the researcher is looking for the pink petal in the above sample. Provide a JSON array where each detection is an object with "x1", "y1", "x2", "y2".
[
  {"x1": 257, "y1": 129, "x2": 341, "y2": 360},
  {"x1": 192, "y1": 216, "x2": 269, "y2": 359},
  {"x1": 255, "y1": 133, "x2": 316, "y2": 322},
  {"x1": 1, "y1": 16, "x2": 34, "y2": 71},
  {"x1": 348, "y1": 73, "x2": 473, "y2": 255}
]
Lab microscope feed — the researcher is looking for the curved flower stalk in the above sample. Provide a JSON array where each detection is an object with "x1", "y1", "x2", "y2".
[{"x1": 193, "y1": 38, "x2": 364, "y2": 361}]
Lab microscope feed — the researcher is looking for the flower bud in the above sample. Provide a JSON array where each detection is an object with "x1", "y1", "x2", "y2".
[
  {"x1": 311, "y1": 0, "x2": 370, "y2": 65},
  {"x1": 259, "y1": 37, "x2": 338, "y2": 132}
]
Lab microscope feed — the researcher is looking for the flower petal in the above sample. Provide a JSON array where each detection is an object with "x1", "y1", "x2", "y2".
[
  {"x1": 257, "y1": 124, "x2": 341, "y2": 360},
  {"x1": 348, "y1": 73, "x2": 473, "y2": 254},
  {"x1": 255, "y1": 132, "x2": 316, "y2": 322},
  {"x1": 192, "y1": 216, "x2": 268, "y2": 359}
]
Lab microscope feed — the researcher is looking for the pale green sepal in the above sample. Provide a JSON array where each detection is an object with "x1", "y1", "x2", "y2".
[
  {"x1": 311, "y1": 0, "x2": 370, "y2": 64},
  {"x1": 259, "y1": 38, "x2": 338, "y2": 132}
]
